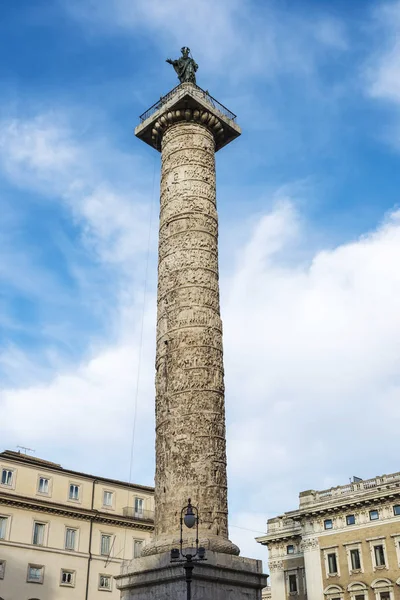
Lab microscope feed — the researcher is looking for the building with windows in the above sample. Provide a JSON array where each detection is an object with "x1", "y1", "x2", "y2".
[
  {"x1": 0, "y1": 450, "x2": 154, "y2": 599},
  {"x1": 256, "y1": 470, "x2": 400, "y2": 600}
]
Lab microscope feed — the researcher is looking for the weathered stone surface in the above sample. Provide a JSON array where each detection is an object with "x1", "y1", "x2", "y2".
[
  {"x1": 141, "y1": 120, "x2": 239, "y2": 556},
  {"x1": 116, "y1": 550, "x2": 268, "y2": 600}
]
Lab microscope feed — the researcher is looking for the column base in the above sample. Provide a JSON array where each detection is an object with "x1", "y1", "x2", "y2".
[{"x1": 116, "y1": 549, "x2": 268, "y2": 600}]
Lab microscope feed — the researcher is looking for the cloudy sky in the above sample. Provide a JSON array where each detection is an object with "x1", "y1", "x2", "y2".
[{"x1": 1, "y1": 0, "x2": 400, "y2": 562}]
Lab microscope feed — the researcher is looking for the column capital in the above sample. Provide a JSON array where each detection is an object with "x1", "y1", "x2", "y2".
[{"x1": 135, "y1": 82, "x2": 241, "y2": 152}]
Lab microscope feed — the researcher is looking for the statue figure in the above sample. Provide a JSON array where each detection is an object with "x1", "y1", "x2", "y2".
[{"x1": 166, "y1": 47, "x2": 198, "y2": 85}]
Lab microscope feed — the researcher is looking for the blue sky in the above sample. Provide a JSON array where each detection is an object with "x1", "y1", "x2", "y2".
[{"x1": 1, "y1": 0, "x2": 400, "y2": 561}]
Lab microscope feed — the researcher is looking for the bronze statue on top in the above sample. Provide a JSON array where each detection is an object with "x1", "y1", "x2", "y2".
[{"x1": 166, "y1": 47, "x2": 198, "y2": 85}]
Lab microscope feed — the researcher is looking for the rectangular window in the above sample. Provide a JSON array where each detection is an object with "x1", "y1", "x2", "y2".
[
  {"x1": 327, "y1": 552, "x2": 338, "y2": 574},
  {"x1": 33, "y1": 522, "x2": 46, "y2": 546},
  {"x1": 380, "y1": 594, "x2": 390, "y2": 600},
  {"x1": 369, "y1": 509, "x2": 379, "y2": 520},
  {"x1": 99, "y1": 574, "x2": 111, "y2": 589},
  {"x1": 393, "y1": 505, "x2": 400, "y2": 516},
  {"x1": 287, "y1": 544, "x2": 294, "y2": 554},
  {"x1": 355, "y1": 596, "x2": 365, "y2": 600},
  {"x1": 374, "y1": 544, "x2": 386, "y2": 567},
  {"x1": 288, "y1": 574, "x2": 297, "y2": 593},
  {"x1": 346, "y1": 514, "x2": 355, "y2": 525},
  {"x1": 324, "y1": 519, "x2": 333, "y2": 530},
  {"x1": 103, "y1": 491, "x2": 113, "y2": 507},
  {"x1": 350, "y1": 548, "x2": 361, "y2": 570},
  {"x1": 101, "y1": 534, "x2": 112, "y2": 556},
  {"x1": 134, "y1": 539, "x2": 143, "y2": 558},
  {"x1": 69, "y1": 484, "x2": 80, "y2": 500},
  {"x1": 0, "y1": 560, "x2": 5, "y2": 580},
  {"x1": 134, "y1": 497, "x2": 144, "y2": 517},
  {"x1": 0, "y1": 517, "x2": 7, "y2": 540},
  {"x1": 1, "y1": 469, "x2": 13, "y2": 486},
  {"x1": 61, "y1": 570, "x2": 75, "y2": 586},
  {"x1": 38, "y1": 477, "x2": 49, "y2": 494},
  {"x1": 65, "y1": 528, "x2": 77, "y2": 550},
  {"x1": 27, "y1": 564, "x2": 44, "y2": 583}
]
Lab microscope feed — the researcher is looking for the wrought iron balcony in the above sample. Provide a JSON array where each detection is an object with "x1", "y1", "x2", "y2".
[{"x1": 122, "y1": 507, "x2": 154, "y2": 522}]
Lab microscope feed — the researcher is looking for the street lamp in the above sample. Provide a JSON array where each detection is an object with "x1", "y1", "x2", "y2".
[{"x1": 170, "y1": 498, "x2": 206, "y2": 600}]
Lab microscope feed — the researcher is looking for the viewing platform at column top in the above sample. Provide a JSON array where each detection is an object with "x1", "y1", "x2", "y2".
[{"x1": 135, "y1": 82, "x2": 241, "y2": 152}]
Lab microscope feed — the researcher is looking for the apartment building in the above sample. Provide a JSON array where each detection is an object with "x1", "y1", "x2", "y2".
[
  {"x1": 0, "y1": 450, "x2": 154, "y2": 599},
  {"x1": 256, "y1": 470, "x2": 400, "y2": 600}
]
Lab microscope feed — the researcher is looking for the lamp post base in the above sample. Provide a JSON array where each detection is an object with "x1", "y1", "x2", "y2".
[{"x1": 116, "y1": 549, "x2": 268, "y2": 600}]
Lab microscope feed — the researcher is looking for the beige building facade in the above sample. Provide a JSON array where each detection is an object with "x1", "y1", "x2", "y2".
[
  {"x1": 0, "y1": 450, "x2": 154, "y2": 599},
  {"x1": 257, "y1": 471, "x2": 400, "y2": 600}
]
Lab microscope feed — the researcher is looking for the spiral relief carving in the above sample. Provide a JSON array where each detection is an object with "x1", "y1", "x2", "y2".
[{"x1": 142, "y1": 120, "x2": 239, "y2": 557}]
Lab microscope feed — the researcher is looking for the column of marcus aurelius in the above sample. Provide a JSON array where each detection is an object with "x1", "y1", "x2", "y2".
[{"x1": 116, "y1": 81, "x2": 268, "y2": 599}]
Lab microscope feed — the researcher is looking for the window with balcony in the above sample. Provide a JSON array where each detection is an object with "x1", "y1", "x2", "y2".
[
  {"x1": 99, "y1": 574, "x2": 111, "y2": 590},
  {"x1": 60, "y1": 570, "x2": 75, "y2": 586},
  {"x1": 288, "y1": 574, "x2": 297, "y2": 593},
  {"x1": 65, "y1": 528, "x2": 77, "y2": 551},
  {"x1": 324, "y1": 519, "x2": 333, "y2": 530},
  {"x1": 69, "y1": 484, "x2": 80, "y2": 501},
  {"x1": 103, "y1": 491, "x2": 113, "y2": 507},
  {"x1": 101, "y1": 534, "x2": 112, "y2": 556},
  {"x1": 287, "y1": 544, "x2": 294, "y2": 554},
  {"x1": 1, "y1": 469, "x2": 13, "y2": 487},
  {"x1": 134, "y1": 497, "x2": 144, "y2": 518},
  {"x1": 32, "y1": 522, "x2": 46, "y2": 546},
  {"x1": 350, "y1": 548, "x2": 361, "y2": 570},
  {"x1": 0, "y1": 517, "x2": 7, "y2": 540},
  {"x1": 374, "y1": 544, "x2": 386, "y2": 567},
  {"x1": 27, "y1": 564, "x2": 44, "y2": 584},
  {"x1": 346, "y1": 514, "x2": 355, "y2": 525},
  {"x1": 37, "y1": 477, "x2": 49, "y2": 494},
  {"x1": 327, "y1": 552, "x2": 338, "y2": 575},
  {"x1": 369, "y1": 509, "x2": 379, "y2": 521}
]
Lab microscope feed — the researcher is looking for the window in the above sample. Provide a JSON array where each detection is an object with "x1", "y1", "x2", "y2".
[
  {"x1": 134, "y1": 539, "x2": 143, "y2": 558},
  {"x1": 393, "y1": 505, "x2": 400, "y2": 516},
  {"x1": 327, "y1": 552, "x2": 338, "y2": 574},
  {"x1": 65, "y1": 528, "x2": 77, "y2": 550},
  {"x1": 324, "y1": 519, "x2": 333, "y2": 530},
  {"x1": 288, "y1": 574, "x2": 297, "y2": 593},
  {"x1": 60, "y1": 570, "x2": 75, "y2": 586},
  {"x1": 346, "y1": 514, "x2": 356, "y2": 525},
  {"x1": 350, "y1": 548, "x2": 361, "y2": 570},
  {"x1": 1, "y1": 469, "x2": 13, "y2": 486},
  {"x1": 134, "y1": 497, "x2": 144, "y2": 517},
  {"x1": 33, "y1": 522, "x2": 46, "y2": 546},
  {"x1": 287, "y1": 544, "x2": 295, "y2": 554},
  {"x1": 103, "y1": 491, "x2": 113, "y2": 507},
  {"x1": 0, "y1": 517, "x2": 7, "y2": 540},
  {"x1": 380, "y1": 594, "x2": 390, "y2": 600},
  {"x1": 69, "y1": 484, "x2": 80, "y2": 500},
  {"x1": 99, "y1": 574, "x2": 111, "y2": 590},
  {"x1": 27, "y1": 564, "x2": 44, "y2": 583},
  {"x1": 0, "y1": 560, "x2": 5, "y2": 579},
  {"x1": 369, "y1": 509, "x2": 379, "y2": 520},
  {"x1": 38, "y1": 477, "x2": 49, "y2": 494},
  {"x1": 374, "y1": 544, "x2": 386, "y2": 567},
  {"x1": 355, "y1": 596, "x2": 365, "y2": 600},
  {"x1": 101, "y1": 534, "x2": 112, "y2": 556}
]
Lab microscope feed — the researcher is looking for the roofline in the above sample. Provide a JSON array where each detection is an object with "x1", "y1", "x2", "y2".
[{"x1": 0, "y1": 450, "x2": 154, "y2": 494}]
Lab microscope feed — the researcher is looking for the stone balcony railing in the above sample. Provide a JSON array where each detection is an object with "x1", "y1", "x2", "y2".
[
  {"x1": 122, "y1": 507, "x2": 155, "y2": 522},
  {"x1": 299, "y1": 472, "x2": 400, "y2": 507}
]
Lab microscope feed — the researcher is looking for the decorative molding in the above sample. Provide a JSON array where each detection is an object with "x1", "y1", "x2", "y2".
[
  {"x1": 300, "y1": 538, "x2": 319, "y2": 552},
  {"x1": 268, "y1": 559, "x2": 284, "y2": 572}
]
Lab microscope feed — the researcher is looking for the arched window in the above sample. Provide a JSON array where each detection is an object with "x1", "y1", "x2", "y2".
[
  {"x1": 324, "y1": 584, "x2": 344, "y2": 599},
  {"x1": 348, "y1": 581, "x2": 368, "y2": 600},
  {"x1": 371, "y1": 578, "x2": 394, "y2": 600}
]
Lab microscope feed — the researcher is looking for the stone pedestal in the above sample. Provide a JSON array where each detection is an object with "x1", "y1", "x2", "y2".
[{"x1": 116, "y1": 550, "x2": 268, "y2": 600}]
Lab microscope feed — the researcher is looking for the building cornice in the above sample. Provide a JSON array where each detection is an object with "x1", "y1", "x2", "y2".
[{"x1": 0, "y1": 492, "x2": 154, "y2": 531}]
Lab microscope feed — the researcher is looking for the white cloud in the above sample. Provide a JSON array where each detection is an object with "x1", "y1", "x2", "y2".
[{"x1": 63, "y1": 0, "x2": 347, "y2": 83}]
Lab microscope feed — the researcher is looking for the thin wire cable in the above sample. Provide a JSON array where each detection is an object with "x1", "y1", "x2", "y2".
[{"x1": 122, "y1": 154, "x2": 158, "y2": 561}]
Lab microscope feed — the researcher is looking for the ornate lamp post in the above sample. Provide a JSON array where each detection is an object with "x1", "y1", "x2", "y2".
[{"x1": 170, "y1": 499, "x2": 206, "y2": 600}]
